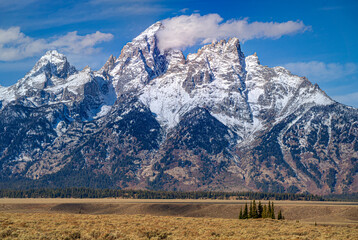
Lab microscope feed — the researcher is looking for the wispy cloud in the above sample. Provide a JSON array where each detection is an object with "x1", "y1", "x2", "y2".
[
  {"x1": 179, "y1": 8, "x2": 189, "y2": 13},
  {"x1": 0, "y1": 27, "x2": 113, "y2": 61},
  {"x1": 284, "y1": 61, "x2": 358, "y2": 82},
  {"x1": 89, "y1": 0, "x2": 169, "y2": 16},
  {"x1": 284, "y1": 61, "x2": 358, "y2": 108},
  {"x1": 0, "y1": 0, "x2": 39, "y2": 12},
  {"x1": 319, "y1": 6, "x2": 345, "y2": 11},
  {"x1": 90, "y1": 0, "x2": 162, "y2": 3},
  {"x1": 111, "y1": 5, "x2": 169, "y2": 15},
  {"x1": 0, "y1": 1, "x2": 170, "y2": 31},
  {"x1": 157, "y1": 14, "x2": 309, "y2": 51},
  {"x1": 332, "y1": 91, "x2": 358, "y2": 108}
]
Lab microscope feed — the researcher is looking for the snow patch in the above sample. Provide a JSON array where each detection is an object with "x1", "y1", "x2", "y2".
[{"x1": 94, "y1": 105, "x2": 112, "y2": 119}]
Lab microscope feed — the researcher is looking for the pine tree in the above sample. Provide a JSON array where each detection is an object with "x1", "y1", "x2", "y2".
[
  {"x1": 239, "y1": 208, "x2": 243, "y2": 219},
  {"x1": 271, "y1": 202, "x2": 275, "y2": 219},
  {"x1": 262, "y1": 204, "x2": 267, "y2": 218},
  {"x1": 277, "y1": 210, "x2": 283, "y2": 220},
  {"x1": 249, "y1": 201, "x2": 253, "y2": 218},
  {"x1": 258, "y1": 201, "x2": 263, "y2": 218},
  {"x1": 252, "y1": 200, "x2": 258, "y2": 218},
  {"x1": 243, "y1": 203, "x2": 248, "y2": 219},
  {"x1": 268, "y1": 201, "x2": 271, "y2": 218}
]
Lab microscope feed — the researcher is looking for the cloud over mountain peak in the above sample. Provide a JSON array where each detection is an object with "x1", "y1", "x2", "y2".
[
  {"x1": 0, "y1": 27, "x2": 113, "y2": 61},
  {"x1": 157, "y1": 14, "x2": 309, "y2": 51}
]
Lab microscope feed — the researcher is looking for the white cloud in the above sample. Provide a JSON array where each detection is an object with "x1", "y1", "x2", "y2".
[
  {"x1": 284, "y1": 61, "x2": 358, "y2": 82},
  {"x1": 0, "y1": 27, "x2": 113, "y2": 61},
  {"x1": 179, "y1": 8, "x2": 189, "y2": 13},
  {"x1": 50, "y1": 31, "x2": 113, "y2": 54},
  {"x1": 157, "y1": 14, "x2": 309, "y2": 51},
  {"x1": 0, "y1": 27, "x2": 24, "y2": 44},
  {"x1": 332, "y1": 91, "x2": 358, "y2": 108}
]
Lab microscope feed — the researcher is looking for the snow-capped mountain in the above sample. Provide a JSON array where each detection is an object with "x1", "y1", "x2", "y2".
[
  {"x1": 0, "y1": 22, "x2": 357, "y2": 194},
  {"x1": 0, "y1": 50, "x2": 116, "y2": 119}
]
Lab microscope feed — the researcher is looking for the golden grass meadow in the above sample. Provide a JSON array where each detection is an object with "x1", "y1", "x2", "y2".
[
  {"x1": 1, "y1": 212, "x2": 357, "y2": 240},
  {"x1": 0, "y1": 199, "x2": 357, "y2": 239}
]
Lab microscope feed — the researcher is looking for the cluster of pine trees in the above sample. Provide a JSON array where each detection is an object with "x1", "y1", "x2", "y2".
[
  {"x1": 0, "y1": 188, "x2": 324, "y2": 200},
  {"x1": 239, "y1": 200, "x2": 284, "y2": 220}
]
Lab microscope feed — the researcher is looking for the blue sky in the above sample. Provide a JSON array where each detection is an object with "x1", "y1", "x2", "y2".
[{"x1": 1, "y1": 0, "x2": 358, "y2": 107}]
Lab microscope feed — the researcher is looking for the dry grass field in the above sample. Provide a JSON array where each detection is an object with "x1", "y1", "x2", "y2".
[
  {"x1": 1, "y1": 212, "x2": 358, "y2": 239},
  {"x1": 0, "y1": 198, "x2": 357, "y2": 239}
]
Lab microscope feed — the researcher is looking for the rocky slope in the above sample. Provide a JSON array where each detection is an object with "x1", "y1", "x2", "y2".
[{"x1": 0, "y1": 22, "x2": 357, "y2": 194}]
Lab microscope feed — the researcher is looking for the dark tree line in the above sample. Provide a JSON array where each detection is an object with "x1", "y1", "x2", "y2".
[
  {"x1": 239, "y1": 200, "x2": 284, "y2": 220},
  {"x1": 0, "y1": 188, "x2": 324, "y2": 200}
]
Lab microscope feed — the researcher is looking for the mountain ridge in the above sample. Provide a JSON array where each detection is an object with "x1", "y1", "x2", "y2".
[{"x1": 0, "y1": 22, "x2": 357, "y2": 194}]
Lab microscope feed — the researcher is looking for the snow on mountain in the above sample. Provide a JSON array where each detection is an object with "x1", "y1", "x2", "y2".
[
  {"x1": 109, "y1": 22, "x2": 167, "y2": 95},
  {"x1": 0, "y1": 21, "x2": 356, "y2": 194},
  {"x1": 97, "y1": 55, "x2": 117, "y2": 79},
  {"x1": 245, "y1": 53, "x2": 334, "y2": 139},
  {"x1": 14, "y1": 50, "x2": 77, "y2": 93},
  {"x1": 79, "y1": 21, "x2": 338, "y2": 145},
  {"x1": 0, "y1": 50, "x2": 116, "y2": 120},
  {"x1": 137, "y1": 32, "x2": 334, "y2": 143},
  {"x1": 0, "y1": 85, "x2": 14, "y2": 108},
  {"x1": 139, "y1": 38, "x2": 250, "y2": 136},
  {"x1": 0, "y1": 50, "x2": 76, "y2": 106}
]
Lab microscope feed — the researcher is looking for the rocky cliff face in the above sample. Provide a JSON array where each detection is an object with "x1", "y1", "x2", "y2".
[{"x1": 0, "y1": 22, "x2": 357, "y2": 194}]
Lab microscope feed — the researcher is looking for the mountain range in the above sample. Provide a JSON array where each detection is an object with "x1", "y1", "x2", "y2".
[{"x1": 0, "y1": 22, "x2": 357, "y2": 194}]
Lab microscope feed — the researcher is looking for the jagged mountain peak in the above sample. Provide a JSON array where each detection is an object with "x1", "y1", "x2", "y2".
[
  {"x1": 207, "y1": 37, "x2": 241, "y2": 51},
  {"x1": 82, "y1": 65, "x2": 92, "y2": 72},
  {"x1": 41, "y1": 49, "x2": 66, "y2": 61},
  {"x1": 187, "y1": 37, "x2": 243, "y2": 61},
  {"x1": 10, "y1": 50, "x2": 77, "y2": 94},
  {"x1": 245, "y1": 53, "x2": 260, "y2": 68},
  {"x1": 30, "y1": 50, "x2": 76, "y2": 78},
  {"x1": 97, "y1": 55, "x2": 117, "y2": 78},
  {"x1": 103, "y1": 54, "x2": 117, "y2": 69},
  {"x1": 109, "y1": 21, "x2": 168, "y2": 94},
  {"x1": 117, "y1": 21, "x2": 163, "y2": 58},
  {"x1": 133, "y1": 21, "x2": 163, "y2": 42},
  {"x1": 0, "y1": 51, "x2": 78, "y2": 106},
  {"x1": 0, "y1": 49, "x2": 116, "y2": 113}
]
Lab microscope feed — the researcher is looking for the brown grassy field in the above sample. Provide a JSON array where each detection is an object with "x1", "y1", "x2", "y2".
[
  {"x1": 0, "y1": 199, "x2": 357, "y2": 239},
  {"x1": 1, "y1": 212, "x2": 358, "y2": 239},
  {"x1": 0, "y1": 198, "x2": 357, "y2": 225}
]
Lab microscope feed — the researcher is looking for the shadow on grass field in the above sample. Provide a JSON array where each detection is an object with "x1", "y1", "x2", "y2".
[
  {"x1": 1, "y1": 212, "x2": 357, "y2": 239},
  {"x1": 0, "y1": 199, "x2": 357, "y2": 225}
]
